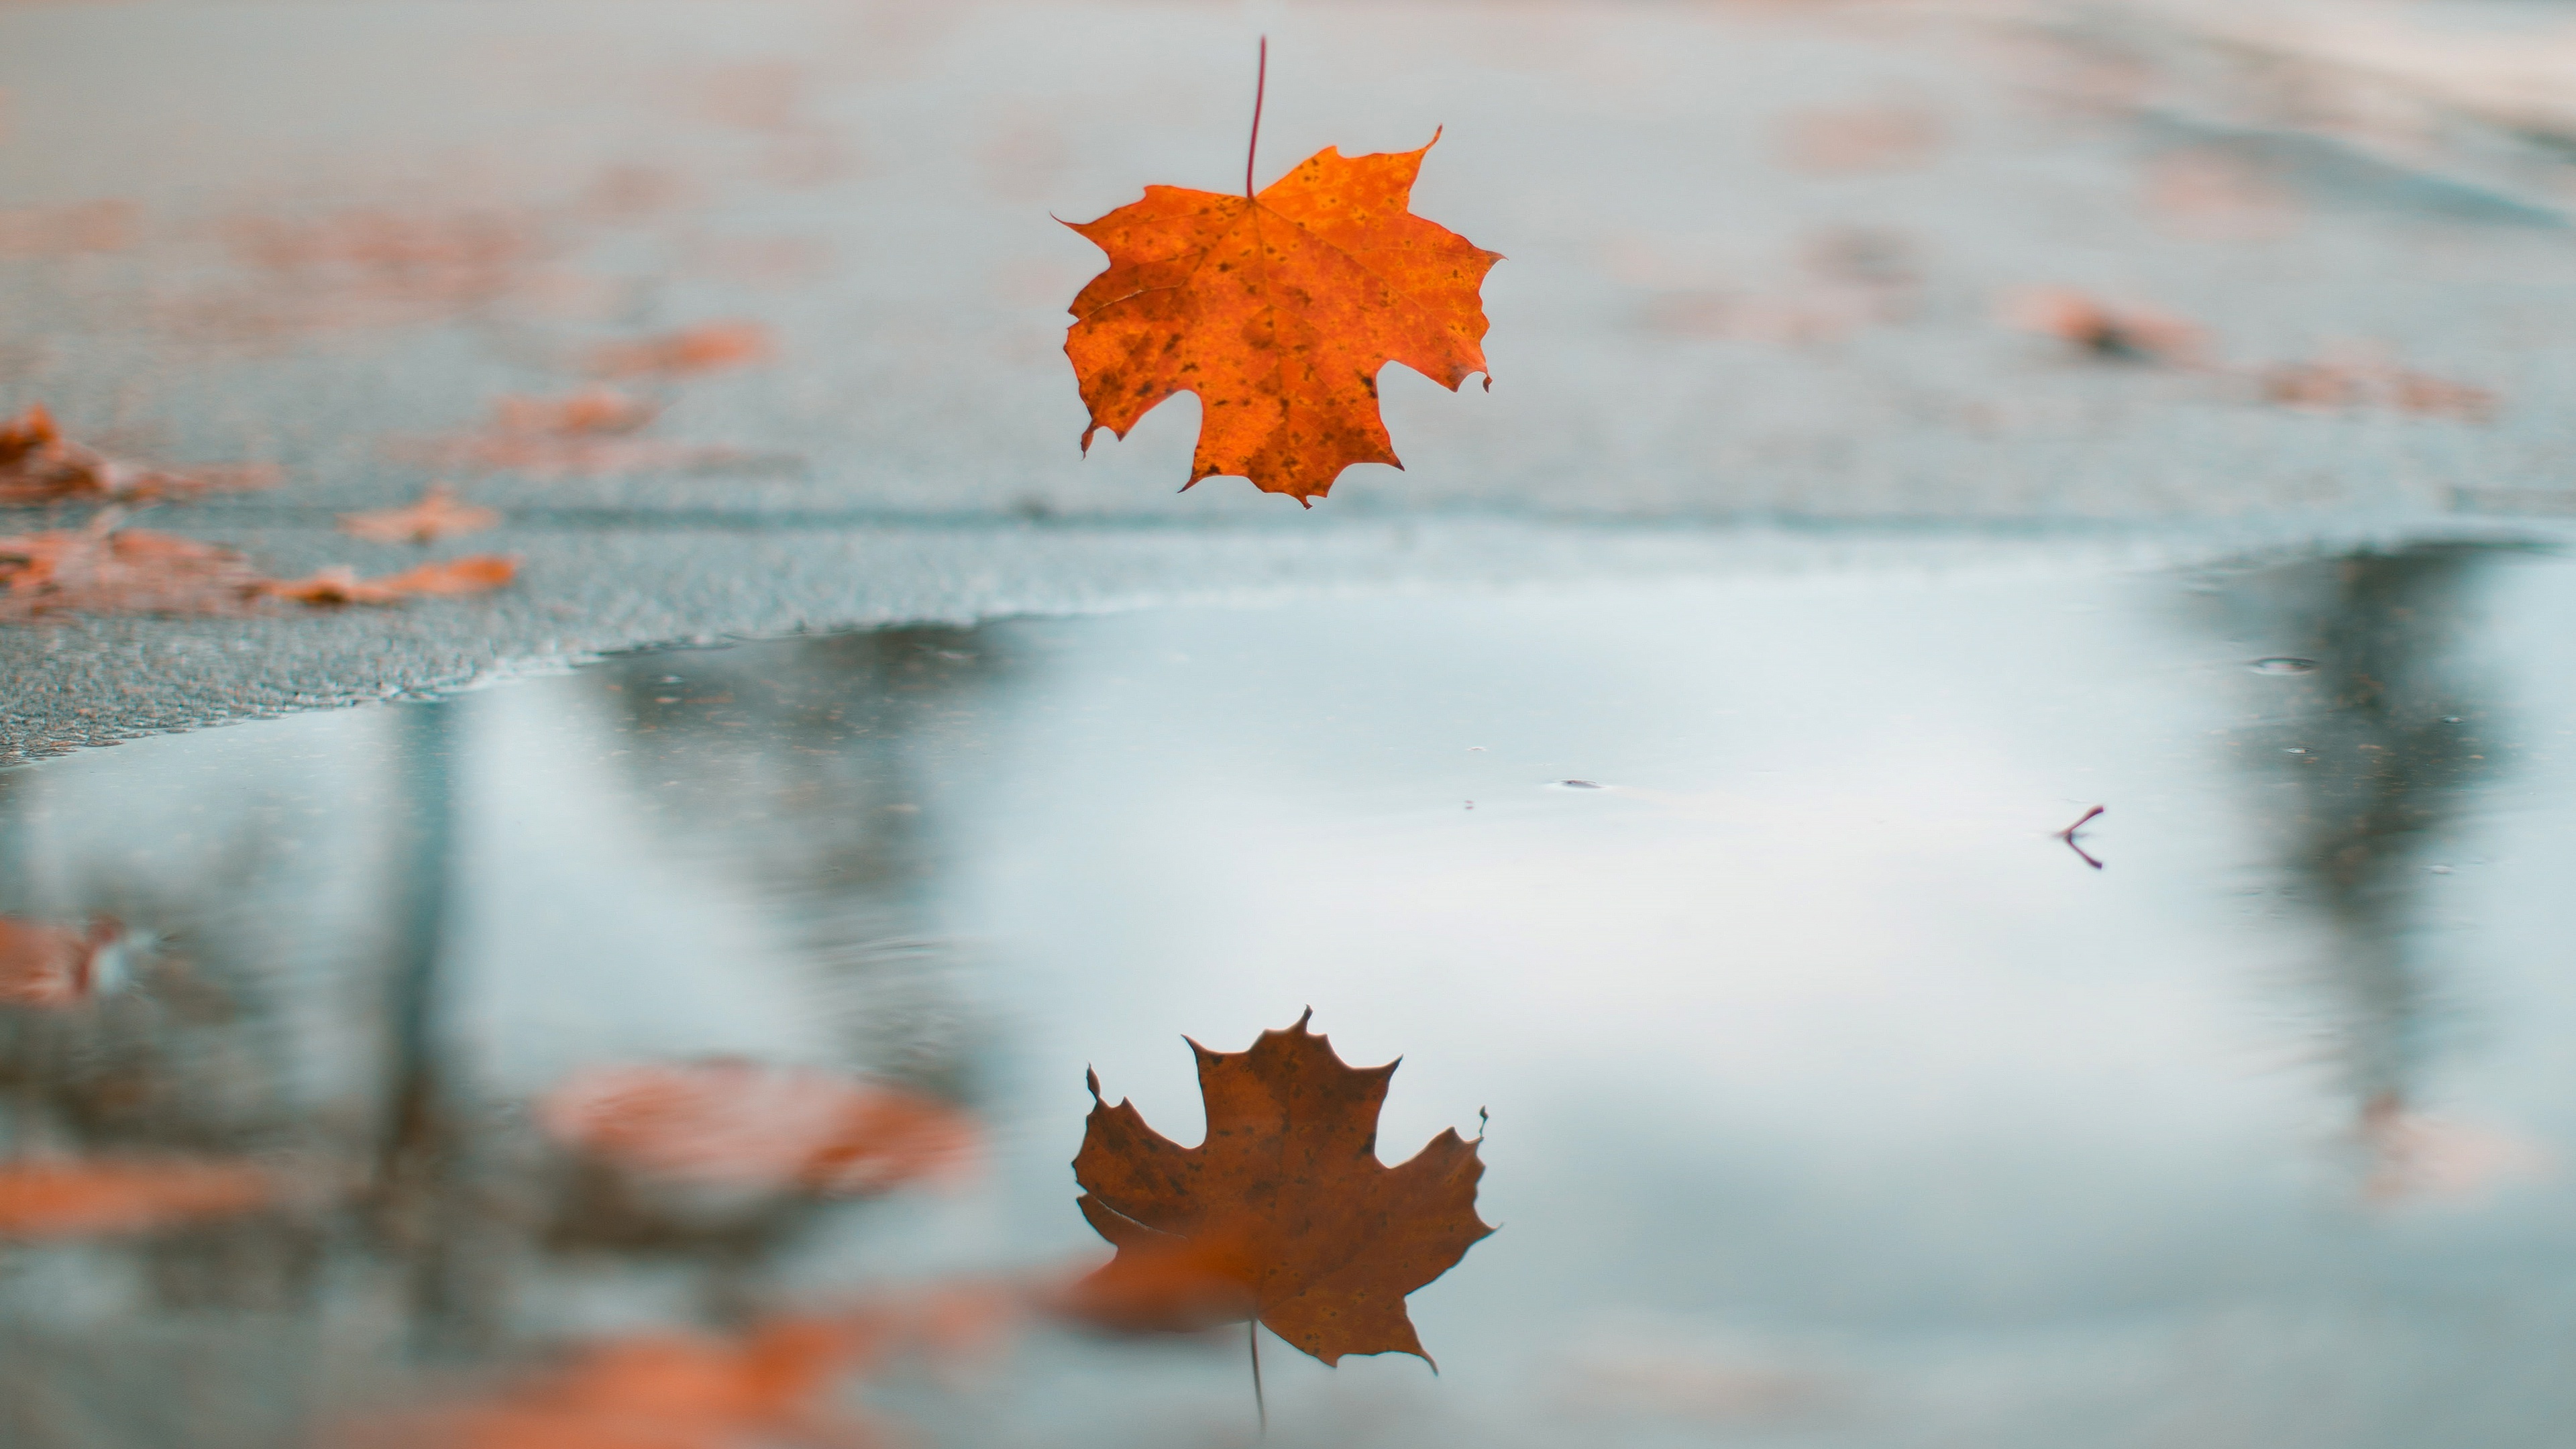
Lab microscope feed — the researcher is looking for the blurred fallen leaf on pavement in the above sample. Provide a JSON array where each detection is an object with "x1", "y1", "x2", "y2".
[
  {"x1": 1627, "y1": 226, "x2": 1921, "y2": 345},
  {"x1": 0, "y1": 914, "x2": 137, "y2": 1007},
  {"x1": 1, "y1": 511, "x2": 515, "y2": 619},
  {"x1": 2143, "y1": 148, "x2": 2302, "y2": 241},
  {"x1": 229, "y1": 206, "x2": 537, "y2": 311},
  {"x1": 0, "y1": 199, "x2": 138, "y2": 257},
  {"x1": 339, "y1": 484, "x2": 502, "y2": 545},
  {"x1": 2000, "y1": 287, "x2": 2206, "y2": 364},
  {"x1": 493, "y1": 385, "x2": 659, "y2": 438},
  {"x1": 0, "y1": 402, "x2": 278, "y2": 505},
  {"x1": 539, "y1": 1061, "x2": 978, "y2": 1197},
  {"x1": 590, "y1": 321, "x2": 775, "y2": 378},
  {"x1": 260, "y1": 554, "x2": 518, "y2": 605},
  {"x1": 0, "y1": 513, "x2": 272, "y2": 619},
  {"x1": 2262, "y1": 354, "x2": 2497, "y2": 422},
  {"x1": 174, "y1": 200, "x2": 619, "y2": 340},
  {"x1": 1067, "y1": 1010, "x2": 1491, "y2": 1365},
  {"x1": 388, "y1": 385, "x2": 778, "y2": 478},
  {"x1": 0, "y1": 1157, "x2": 274, "y2": 1240},
  {"x1": 1778, "y1": 102, "x2": 1945, "y2": 174},
  {"x1": 1065, "y1": 130, "x2": 1499, "y2": 504}
]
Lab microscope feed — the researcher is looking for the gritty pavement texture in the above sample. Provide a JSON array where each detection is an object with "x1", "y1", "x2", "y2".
[{"x1": 3, "y1": 0, "x2": 2574, "y2": 757}]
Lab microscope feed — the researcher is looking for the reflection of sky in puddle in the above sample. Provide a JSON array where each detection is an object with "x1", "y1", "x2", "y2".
[{"x1": 6, "y1": 545, "x2": 2576, "y2": 1446}]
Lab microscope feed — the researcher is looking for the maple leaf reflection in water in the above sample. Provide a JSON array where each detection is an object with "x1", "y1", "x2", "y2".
[
  {"x1": 539, "y1": 1061, "x2": 978, "y2": 1198},
  {"x1": 1068, "y1": 1013, "x2": 1493, "y2": 1366},
  {"x1": 2262, "y1": 354, "x2": 2497, "y2": 422}
]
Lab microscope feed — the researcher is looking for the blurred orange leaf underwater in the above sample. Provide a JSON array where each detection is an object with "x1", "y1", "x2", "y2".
[
  {"x1": 1067, "y1": 1011, "x2": 1493, "y2": 1366},
  {"x1": 332, "y1": 1279, "x2": 1029, "y2": 1449},
  {"x1": 0, "y1": 402, "x2": 278, "y2": 505},
  {"x1": 338, "y1": 483, "x2": 502, "y2": 544},
  {"x1": 0, "y1": 1157, "x2": 273, "y2": 1240},
  {"x1": 0, "y1": 511, "x2": 516, "y2": 620},
  {"x1": 0, "y1": 914, "x2": 136, "y2": 1007},
  {"x1": 2262, "y1": 355, "x2": 2497, "y2": 422},
  {"x1": 492, "y1": 384, "x2": 659, "y2": 438},
  {"x1": 333, "y1": 1314, "x2": 897, "y2": 1449},
  {"x1": 539, "y1": 1061, "x2": 979, "y2": 1197},
  {"x1": 1064, "y1": 132, "x2": 1499, "y2": 504}
]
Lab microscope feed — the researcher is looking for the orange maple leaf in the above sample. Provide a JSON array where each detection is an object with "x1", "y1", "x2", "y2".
[
  {"x1": 1068, "y1": 1011, "x2": 1493, "y2": 1366},
  {"x1": 1064, "y1": 132, "x2": 1500, "y2": 504},
  {"x1": 338, "y1": 484, "x2": 502, "y2": 544}
]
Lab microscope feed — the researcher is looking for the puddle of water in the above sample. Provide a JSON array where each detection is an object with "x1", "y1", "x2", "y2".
[{"x1": 5, "y1": 543, "x2": 2576, "y2": 1447}]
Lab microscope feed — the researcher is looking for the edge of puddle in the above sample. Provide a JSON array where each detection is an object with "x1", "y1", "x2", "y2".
[{"x1": 1, "y1": 511, "x2": 2562, "y2": 770}]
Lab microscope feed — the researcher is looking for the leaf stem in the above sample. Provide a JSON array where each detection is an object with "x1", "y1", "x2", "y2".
[
  {"x1": 1250, "y1": 1318, "x2": 1268, "y2": 1436},
  {"x1": 1245, "y1": 36, "x2": 1268, "y2": 200}
]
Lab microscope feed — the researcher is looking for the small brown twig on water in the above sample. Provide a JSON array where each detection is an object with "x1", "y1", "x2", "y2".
[
  {"x1": 1250, "y1": 1318, "x2": 1267, "y2": 1437},
  {"x1": 2057, "y1": 804, "x2": 2104, "y2": 870}
]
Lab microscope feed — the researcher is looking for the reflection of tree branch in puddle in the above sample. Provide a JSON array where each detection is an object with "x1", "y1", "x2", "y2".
[
  {"x1": 437, "y1": 628, "x2": 1022, "y2": 1344},
  {"x1": 2206, "y1": 543, "x2": 2520, "y2": 1198},
  {"x1": 2056, "y1": 804, "x2": 2105, "y2": 869},
  {"x1": 0, "y1": 741, "x2": 361, "y2": 1432},
  {"x1": 367, "y1": 699, "x2": 507, "y2": 1358},
  {"x1": 0, "y1": 626, "x2": 1027, "y2": 1441},
  {"x1": 591, "y1": 627, "x2": 1011, "y2": 1100}
]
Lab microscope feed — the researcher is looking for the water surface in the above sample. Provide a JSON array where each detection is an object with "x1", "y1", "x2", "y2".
[{"x1": 5, "y1": 543, "x2": 2574, "y2": 1447}]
